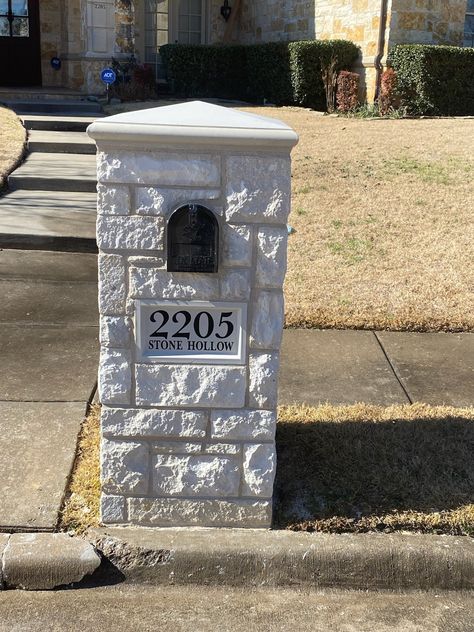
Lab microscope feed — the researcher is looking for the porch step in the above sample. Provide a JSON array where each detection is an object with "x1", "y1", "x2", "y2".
[
  {"x1": 22, "y1": 115, "x2": 101, "y2": 133},
  {"x1": 4, "y1": 100, "x2": 103, "y2": 115},
  {"x1": 0, "y1": 189, "x2": 97, "y2": 250},
  {"x1": 8, "y1": 153, "x2": 97, "y2": 193},
  {"x1": 0, "y1": 87, "x2": 98, "y2": 102},
  {"x1": 28, "y1": 130, "x2": 96, "y2": 155}
]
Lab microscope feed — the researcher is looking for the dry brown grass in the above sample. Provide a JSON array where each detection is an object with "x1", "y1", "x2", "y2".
[
  {"x1": 276, "y1": 403, "x2": 474, "y2": 535},
  {"x1": 239, "y1": 107, "x2": 474, "y2": 332},
  {"x1": 107, "y1": 101, "x2": 474, "y2": 331},
  {"x1": 61, "y1": 402, "x2": 474, "y2": 536},
  {"x1": 59, "y1": 404, "x2": 100, "y2": 534},
  {"x1": 0, "y1": 105, "x2": 26, "y2": 186}
]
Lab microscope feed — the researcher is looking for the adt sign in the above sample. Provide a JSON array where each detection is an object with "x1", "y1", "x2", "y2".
[{"x1": 101, "y1": 68, "x2": 116, "y2": 85}]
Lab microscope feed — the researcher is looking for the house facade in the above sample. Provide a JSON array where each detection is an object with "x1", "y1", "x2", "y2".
[{"x1": 0, "y1": 1, "x2": 470, "y2": 100}]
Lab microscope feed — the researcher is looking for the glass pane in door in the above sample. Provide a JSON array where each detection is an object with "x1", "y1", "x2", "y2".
[
  {"x1": 177, "y1": 0, "x2": 202, "y2": 44},
  {"x1": 145, "y1": 0, "x2": 169, "y2": 81}
]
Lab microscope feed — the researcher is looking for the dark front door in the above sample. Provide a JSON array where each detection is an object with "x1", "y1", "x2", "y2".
[{"x1": 0, "y1": 0, "x2": 41, "y2": 86}]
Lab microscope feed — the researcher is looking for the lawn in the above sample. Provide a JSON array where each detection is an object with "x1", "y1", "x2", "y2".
[
  {"x1": 61, "y1": 403, "x2": 474, "y2": 537},
  {"x1": 0, "y1": 105, "x2": 26, "y2": 188},
  {"x1": 241, "y1": 107, "x2": 474, "y2": 332},
  {"x1": 107, "y1": 101, "x2": 474, "y2": 332}
]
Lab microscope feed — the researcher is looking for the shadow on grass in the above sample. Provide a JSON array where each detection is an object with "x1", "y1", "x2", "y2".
[{"x1": 274, "y1": 411, "x2": 474, "y2": 534}]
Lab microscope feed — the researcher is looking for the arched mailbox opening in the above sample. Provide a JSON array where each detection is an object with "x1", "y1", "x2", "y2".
[{"x1": 167, "y1": 204, "x2": 219, "y2": 273}]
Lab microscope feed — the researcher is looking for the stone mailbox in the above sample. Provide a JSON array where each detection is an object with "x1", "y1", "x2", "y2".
[{"x1": 87, "y1": 101, "x2": 298, "y2": 528}]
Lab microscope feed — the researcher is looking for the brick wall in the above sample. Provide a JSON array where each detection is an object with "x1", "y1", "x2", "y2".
[
  {"x1": 236, "y1": 0, "x2": 315, "y2": 43},
  {"x1": 389, "y1": 0, "x2": 467, "y2": 46}
]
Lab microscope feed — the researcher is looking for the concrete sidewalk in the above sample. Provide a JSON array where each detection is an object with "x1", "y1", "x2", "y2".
[{"x1": 0, "y1": 249, "x2": 98, "y2": 531}]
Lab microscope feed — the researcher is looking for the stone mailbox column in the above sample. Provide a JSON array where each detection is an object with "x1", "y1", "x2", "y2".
[{"x1": 87, "y1": 102, "x2": 298, "y2": 528}]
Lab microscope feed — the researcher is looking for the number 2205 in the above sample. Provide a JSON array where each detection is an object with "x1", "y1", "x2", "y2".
[{"x1": 150, "y1": 310, "x2": 234, "y2": 340}]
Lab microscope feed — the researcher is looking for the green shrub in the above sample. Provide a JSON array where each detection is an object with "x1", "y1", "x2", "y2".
[
  {"x1": 160, "y1": 44, "x2": 247, "y2": 99},
  {"x1": 289, "y1": 40, "x2": 360, "y2": 110},
  {"x1": 388, "y1": 44, "x2": 474, "y2": 116},
  {"x1": 160, "y1": 39, "x2": 360, "y2": 110},
  {"x1": 245, "y1": 42, "x2": 293, "y2": 104}
]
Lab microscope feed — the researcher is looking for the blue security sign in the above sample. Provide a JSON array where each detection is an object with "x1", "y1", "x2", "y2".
[{"x1": 101, "y1": 68, "x2": 116, "y2": 85}]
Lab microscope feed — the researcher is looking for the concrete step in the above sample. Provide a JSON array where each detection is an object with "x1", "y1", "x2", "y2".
[
  {"x1": 28, "y1": 130, "x2": 96, "y2": 154},
  {"x1": 4, "y1": 100, "x2": 102, "y2": 115},
  {"x1": 8, "y1": 153, "x2": 97, "y2": 193},
  {"x1": 0, "y1": 189, "x2": 97, "y2": 251},
  {"x1": 0, "y1": 87, "x2": 99, "y2": 102},
  {"x1": 22, "y1": 114, "x2": 101, "y2": 133}
]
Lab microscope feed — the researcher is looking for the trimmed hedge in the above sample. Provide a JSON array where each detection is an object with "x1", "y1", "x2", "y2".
[
  {"x1": 160, "y1": 40, "x2": 360, "y2": 110},
  {"x1": 388, "y1": 44, "x2": 474, "y2": 116}
]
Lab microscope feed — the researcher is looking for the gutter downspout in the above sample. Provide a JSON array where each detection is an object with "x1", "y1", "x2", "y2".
[{"x1": 374, "y1": 0, "x2": 389, "y2": 101}]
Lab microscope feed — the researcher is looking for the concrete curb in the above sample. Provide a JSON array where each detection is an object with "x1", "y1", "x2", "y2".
[
  {"x1": 89, "y1": 527, "x2": 474, "y2": 591},
  {"x1": 0, "y1": 533, "x2": 101, "y2": 590}
]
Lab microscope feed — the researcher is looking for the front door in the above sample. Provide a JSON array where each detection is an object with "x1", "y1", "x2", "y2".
[{"x1": 0, "y1": 0, "x2": 41, "y2": 86}]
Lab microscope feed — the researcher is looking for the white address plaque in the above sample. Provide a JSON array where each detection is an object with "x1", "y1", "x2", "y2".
[{"x1": 136, "y1": 300, "x2": 247, "y2": 365}]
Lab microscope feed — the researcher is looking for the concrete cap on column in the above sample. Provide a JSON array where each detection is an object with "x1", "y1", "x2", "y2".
[{"x1": 87, "y1": 100, "x2": 299, "y2": 151}]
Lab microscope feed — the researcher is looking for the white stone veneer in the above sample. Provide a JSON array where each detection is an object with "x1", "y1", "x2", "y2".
[{"x1": 88, "y1": 101, "x2": 298, "y2": 528}]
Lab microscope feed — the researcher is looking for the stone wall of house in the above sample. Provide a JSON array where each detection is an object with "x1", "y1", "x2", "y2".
[
  {"x1": 315, "y1": 0, "x2": 388, "y2": 102},
  {"x1": 38, "y1": 0, "x2": 64, "y2": 87},
  {"x1": 389, "y1": 0, "x2": 467, "y2": 46},
  {"x1": 235, "y1": 0, "x2": 315, "y2": 43}
]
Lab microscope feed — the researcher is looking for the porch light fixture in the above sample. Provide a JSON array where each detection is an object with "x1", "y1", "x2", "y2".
[{"x1": 220, "y1": 0, "x2": 231, "y2": 22}]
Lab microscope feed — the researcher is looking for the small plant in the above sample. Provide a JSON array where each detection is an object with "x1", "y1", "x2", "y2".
[
  {"x1": 336, "y1": 70, "x2": 359, "y2": 113},
  {"x1": 378, "y1": 68, "x2": 399, "y2": 115},
  {"x1": 110, "y1": 55, "x2": 158, "y2": 101}
]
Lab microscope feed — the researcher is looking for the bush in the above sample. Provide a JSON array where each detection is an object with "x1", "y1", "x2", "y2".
[
  {"x1": 388, "y1": 44, "x2": 474, "y2": 116},
  {"x1": 160, "y1": 44, "x2": 247, "y2": 100},
  {"x1": 111, "y1": 56, "x2": 158, "y2": 101},
  {"x1": 161, "y1": 39, "x2": 360, "y2": 110},
  {"x1": 336, "y1": 70, "x2": 360, "y2": 112},
  {"x1": 378, "y1": 68, "x2": 399, "y2": 115},
  {"x1": 289, "y1": 40, "x2": 360, "y2": 110}
]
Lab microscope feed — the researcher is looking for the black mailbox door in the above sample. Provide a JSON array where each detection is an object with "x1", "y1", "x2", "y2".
[{"x1": 167, "y1": 204, "x2": 219, "y2": 273}]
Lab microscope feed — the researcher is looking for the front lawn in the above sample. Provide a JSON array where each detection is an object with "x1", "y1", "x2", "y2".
[
  {"x1": 0, "y1": 105, "x2": 26, "y2": 188},
  {"x1": 61, "y1": 403, "x2": 474, "y2": 537},
  {"x1": 276, "y1": 403, "x2": 474, "y2": 535},
  {"x1": 241, "y1": 107, "x2": 474, "y2": 332}
]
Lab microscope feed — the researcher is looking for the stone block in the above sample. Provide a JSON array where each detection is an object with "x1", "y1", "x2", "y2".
[
  {"x1": 101, "y1": 439, "x2": 149, "y2": 495},
  {"x1": 220, "y1": 269, "x2": 251, "y2": 300},
  {"x1": 153, "y1": 454, "x2": 240, "y2": 497},
  {"x1": 249, "y1": 353, "x2": 279, "y2": 408},
  {"x1": 98, "y1": 349, "x2": 131, "y2": 405},
  {"x1": 128, "y1": 498, "x2": 272, "y2": 527},
  {"x1": 98, "y1": 253, "x2": 126, "y2": 315},
  {"x1": 204, "y1": 443, "x2": 241, "y2": 455},
  {"x1": 101, "y1": 495, "x2": 126, "y2": 523},
  {"x1": 250, "y1": 291, "x2": 284, "y2": 349},
  {"x1": 97, "y1": 184, "x2": 130, "y2": 215},
  {"x1": 211, "y1": 409, "x2": 276, "y2": 440},
  {"x1": 136, "y1": 187, "x2": 221, "y2": 216},
  {"x1": 225, "y1": 156, "x2": 291, "y2": 224},
  {"x1": 129, "y1": 267, "x2": 219, "y2": 300},
  {"x1": 256, "y1": 227, "x2": 288, "y2": 288},
  {"x1": 153, "y1": 441, "x2": 202, "y2": 454},
  {"x1": 100, "y1": 316, "x2": 132, "y2": 348},
  {"x1": 135, "y1": 364, "x2": 247, "y2": 408},
  {"x1": 242, "y1": 443, "x2": 275, "y2": 498},
  {"x1": 101, "y1": 408, "x2": 209, "y2": 438},
  {"x1": 97, "y1": 151, "x2": 220, "y2": 187},
  {"x1": 223, "y1": 224, "x2": 252, "y2": 267},
  {"x1": 97, "y1": 216, "x2": 164, "y2": 251}
]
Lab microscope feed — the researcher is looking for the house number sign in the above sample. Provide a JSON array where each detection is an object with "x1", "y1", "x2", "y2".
[{"x1": 136, "y1": 300, "x2": 247, "y2": 364}]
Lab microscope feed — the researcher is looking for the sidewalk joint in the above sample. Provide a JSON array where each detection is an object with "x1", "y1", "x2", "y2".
[{"x1": 373, "y1": 331, "x2": 413, "y2": 404}]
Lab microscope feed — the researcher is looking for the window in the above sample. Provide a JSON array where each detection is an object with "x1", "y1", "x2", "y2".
[
  {"x1": 464, "y1": 0, "x2": 474, "y2": 47},
  {"x1": 145, "y1": 0, "x2": 169, "y2": 81},
  {"x1": 0, "y1": 0, "x2": 29, "y2": 38}
]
